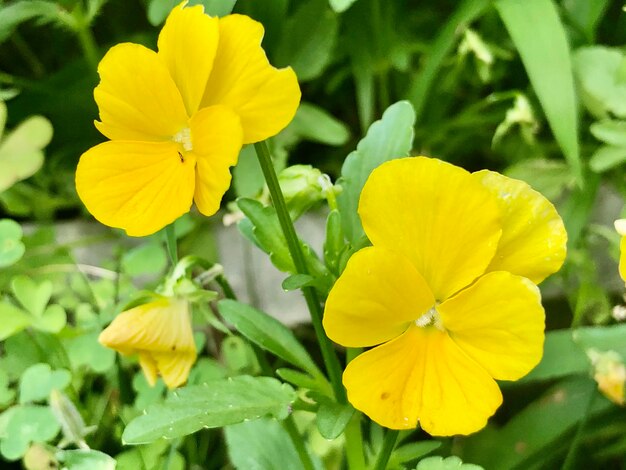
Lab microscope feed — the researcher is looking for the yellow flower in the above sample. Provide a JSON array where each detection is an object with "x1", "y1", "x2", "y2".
[
  {"x1": 615, "y1": 219, "x2": 626, "y2": 284},
  {"x1": 99, "y1": 297, "x2": 196, "y2": 388},
  {"x1": 587, "y1": 349, "x2": 626, "y2": 406},
  {"x1": 76, "y1": 3, "x2": 300, "y2": 236},
  {"x1": 323, "y1": 157, "x2": 567, "y2": 436}
]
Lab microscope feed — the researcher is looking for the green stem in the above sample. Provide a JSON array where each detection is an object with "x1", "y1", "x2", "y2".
[
  {"x1": 373, "y1": 429, "x2": 399, "y2": 470},
  {"x1": 165, "y1": 224, "x2": 179, "y2": 265},
  {"x1": 75, "y1": 22, "x2": 100, "y2": 72},
  {"x1": 253, "y1": 141, "x2": 345, "y2": 402},
  {"x1": 344, "y1": 413, "x2": 366, "y2": 470},
  {"x1": 11, "y1": 32, "x2": 45, "y2": 77},
  {"x1": 562, "y1": 381, "x2": 597, "y2": 470},
  {"x1": 283, "y1": 415, "x2": 316, "y2": 470},
  {"x1": 162, "y1": 438, "x2": 180, "y2": 470}
]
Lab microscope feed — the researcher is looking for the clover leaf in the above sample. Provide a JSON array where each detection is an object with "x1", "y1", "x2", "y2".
[
  {"x1": 0, "y1": 219, "x2": 25, "y2": 267},
  {"x1": 19, "y1": 363, "x2": 71, "y2": 404}
]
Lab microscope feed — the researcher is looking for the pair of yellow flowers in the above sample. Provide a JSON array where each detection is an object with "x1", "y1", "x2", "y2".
[{"x1": 84, "y1": 3, "x2": 570, "y2": 436}]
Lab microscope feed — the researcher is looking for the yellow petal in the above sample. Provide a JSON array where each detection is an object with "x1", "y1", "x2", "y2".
[
  {"x1": 343, "y1": 325, "x2": 502, "y2": 436},
  {"x1": 75, "y1": 141, "x2": 196, "y2": 236},
  {"x1": 439, "y1": 271, "x2": 545, "y2": 381},
  {"x1": 99, "y1": 298, "x2": 197, "y2": 388},
  {"x1": 359, "y1": 157, "x2": 502, "y2": 301},
  {"x1": 474, "y1": 170, "x2": 567, "y2": 284},
  {"x1": 323, "y1": 246, "x2": 435, "y2": 347},
  {"x1": 200, "y1": 14, "x2": 300, "y2": 143},
  {"x1": 188, "y1": 105, "x2": 243, "y2": 216},
  {"x1": 158, "y1": 4, "x2": 219, "y2": 116},
  {"x1": 94, "y1": 43, "x2": 188, "y2": 141}
]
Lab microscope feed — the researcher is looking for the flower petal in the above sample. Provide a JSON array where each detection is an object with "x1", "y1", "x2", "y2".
[
  {"x1": 157, "y1": 4, "x2": 219, "y2": 116},
  {"x1": 76, "y1": 140, "x2": 196, "y2": 236},
  {"x1": 99, "y1": 298, "x2": 196, "y2": 354},
  {"x1": 439, "y1": 271, "x2": 544, "y2": 381},
  {"x1": 359, "y1": 157, "x2": 502, "y2": 301},
  {"x1": 188, "y1": 105, "x2": 243, "y2": 216},
  {"x1": 94, "y1": 43, "x2": 188, "y2": 141},
  {"x1": 200, "y1": 14, "x2": 300, "y2": 144},
  {"x1": 323, "y1": 246, "x2": 435, "y2": 347},
  {"x1": 474, "y1": 170, "x2": 567, "y2": 284},
  {"x1": 139, "y1": 352, "x2": 158, "y2": 386},
  {"x1": 153, "y1": 351, "x2": 197, "y2": 389},
  {"x1": 343, "y1": 325, "x2": 502, "y2": 435}
]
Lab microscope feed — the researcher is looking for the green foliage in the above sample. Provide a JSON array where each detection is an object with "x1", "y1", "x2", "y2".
[
  {"x1": 0, "y1": 405, "x2": 60, "y2": 460},
  {"x1": 416, "y1": 456, "x2": 483, "y2": 470},
  {"x1": 56, "y1": 449, "x2": 116, "y2": 470},
  {"x1": 122, "y1": 376, "x2": 297, "y2": 444},
  {"x1": 0, "y1": 219, "x2": 25, "y2": 267},
  {"x1": 19, "y1": 363, "x2": 71, "y2": 403}
]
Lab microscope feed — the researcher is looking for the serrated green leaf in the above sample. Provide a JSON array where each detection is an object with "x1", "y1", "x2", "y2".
[
  {"x1": 218, "y1": 299, "x2": 322, "y2": 378},
  {"x1": 0, "y1": 405, "x2": 60, "y2": 461},
  {"x1": 19, "y1": 364, "x2": 71, "y2": 404},
  {"x1": 122, "y1": 376, "x2": 296, "y2": 444},
  {"x1": 275, "y1": 0, "x2": 338, "y2": 81},
  {"x1": 496, "y1": 0, "x2": 581, "y2": 185},
  {"x1": 336, "y1": 101, "x2": 416, "y2": 244},
  {"x1": 225, "y1": 418, "x2": 309, "y2": 470},
  {"x1": 56, "y1": 449, "x2": 116, "y2": 470},
  {"x1": 316, "y1": 401, "x2": 354, "y2": 439},
  {"x1": 0, "y1": 219, "x2": 25, "y2": 267}
]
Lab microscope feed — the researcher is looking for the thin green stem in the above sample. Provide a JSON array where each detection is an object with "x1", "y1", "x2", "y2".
[
  {"x1": 344, "y1": 413, "x2": 366, "y2": 470},
  {"x1": 162, "y1": 438, "x2": 180, "y2": 470},
  {"x1": 165, "y1": 225, "x2": 179, "y2": 266},
  {"x1": 283, "y1": 415, "x2": 316, "y2": 470},
  {"x1": 11, "y1": 32, "x2": 45, "y2": 77},
  {"x1": 75, "y1": 21, "x2": 100, "y2": 72},
  {"x1": 253, "y1": 141, "x2": 345, "y2": 402},
  {"x1": 373, "y1": 429, "x2": 399, "y2": 470},
  {"x1": 562, "y1": 381, "x2": 597, "y2": 470}
]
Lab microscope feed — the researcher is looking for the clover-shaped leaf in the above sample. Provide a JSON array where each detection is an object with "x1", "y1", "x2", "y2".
[
  {"x1": 19, "y1": 363, "x2": 71, "y2": 404},
  {"x1": 0, "y1": 300, "x2": 31, "y2": 340},
  {"x1": 10, "y1": 275, "x2": 66, "y2": 334},
  {"x1": 0, "y1": 103, "x2": 52, "y2": 192},
  {"x1": 0, "y1": 369, "x2": 15, "y2": 407},
  {"x1": 0, "y1": 219, "x2": 25, "y2": 267},
  {"x1": 0, "y1": 405, "x2": 60, "y2": 461}
]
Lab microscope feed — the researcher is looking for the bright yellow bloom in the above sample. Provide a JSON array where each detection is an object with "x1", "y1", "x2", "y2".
[
  {"x1": 99, "y1": 297, "x2": 196, "y2": 388},
  {"x1": 323, "y1": 157, "x2": 567, "y2": 436},
  {"x1": 76, "y1": 3, "x2": 300, "y2": 236},
  {"x1": 615, "y1": 219, "x2": 626, "y2": 284}
]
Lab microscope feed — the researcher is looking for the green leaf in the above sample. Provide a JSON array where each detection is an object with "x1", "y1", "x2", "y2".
[
  {"x1": 0, "y1": 219, "x2": 25, "y2": 267},
  {"x1": 316, "y1": 401, "x2": 354, "y2": 439},
  {"x1": 121, "y1": 242, "x2": 168, "y2": 277},
  {"x1": 505, "y1": 159, "x2": 575, "y2": 202},
  {"x1": 276, "y1": 368, "x2": 331, "y2": 395},
  {"x1": 0, "y1": 369, "x2": 15, "y2": 407},
  {"x1": 0, "y1": 1, "x2": 61, "y2": 43},
  {"x1": 19, "y1": 363, "x2": 71, "y2": 404},
  {"x1": 122, "y1": 376, "x2": 296, "y2": 444},
  {"x1": 218, "y1": 299, "x2": 322, "y2": 378},
  {"x1": 11, "y1": 275, "x2": 52, "y2": 317},
  {"x1": 64, "y1": 331, "x2": 115, "y2": 373},
  {"x1": 274, "y1": 0, "x2": 338, "y2": 81},
  {"x1": 392, "y1": 441, "x2": 441, "y2": 465},
  {"x1": 56, "y1": 449, "x2": 116, "y2": 470},
  {"x1": 225, "y1": 418, "x2": 309, "y2": 470},
  {"x1": 233, "y1": 145, "x2": 265, "y2": 198},
  {"x1": 0, "y1": 101, "x2": 6, "y2": 139},
  {"x1": 496, "y1": 0, "x2": 581, "y2": 185},
  {"x1": 336, "y1": 101, "x2": 416, "y2": 245},
  {"x1": 574, "y1": 46, "x2": 626, "y2": 119},
  {"x1": 590, "y1": 120, "x2": 626, "y2": 146},
  {"x1": 31, "y1": 304, "x2": 66, "y2": 333},
  {"x1": 521, "y1": 329, "x2": 589, "y2": 383},
  {"x1": 282, "y1": 274, "x2": 316, "y2": 291},
  {"x1": 328, "y1": 0, "x2": 359, "y2": 13},
  {"x1": 0, "y1": 114, "x2": 53, "y2": 192},
  {"x1": 416, "y1": 456, "x2": 484, "y2": 470},
  {"x1": 0, "y1": 300, "x2": 31, "y2": 340},
  {"x1": 222, "y1": 336, "x2": 260, "y2": 376},
  {"x1": 0, "y1": 405, "x2": 60, "y2": 461},
  {"x1": 147, "y1": 0, "x2": 237, "y2": 25},
  {"x1": 573, "y1": 323, "x2": 626, "y2": 357},
  {"x1": 589, "y1": 145, "x2": 626, "y2": 173},
  {"x1": 285, "y1": 103, "x2": 350, "y2": 146}
]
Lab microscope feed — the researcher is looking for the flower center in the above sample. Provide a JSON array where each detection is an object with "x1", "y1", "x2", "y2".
[
  {"x1": 415, "y1": 305, "x2": 444, "y2": 330},
  {"x1": 173, "y1": 127, "x2": 193, "y2": 152}
]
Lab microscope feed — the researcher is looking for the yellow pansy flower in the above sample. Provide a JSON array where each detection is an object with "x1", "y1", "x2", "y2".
[
  {"x1": 99, "y1": 297, "x2": 196, "y2": 388},
  {"x1": 615, "y1": 219, "x2": 626, "y2": 283},
  {"x1": 76, "y1": 3, "x2": 300, "y2": 236},
  {"x1": 323, "y1": 157, "x2": 567, "y2": 436}
]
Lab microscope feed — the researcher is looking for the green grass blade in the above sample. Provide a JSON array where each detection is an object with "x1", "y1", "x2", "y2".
[{"x1": 496, "y1": 0, "x2": 583, "y2": 186}]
